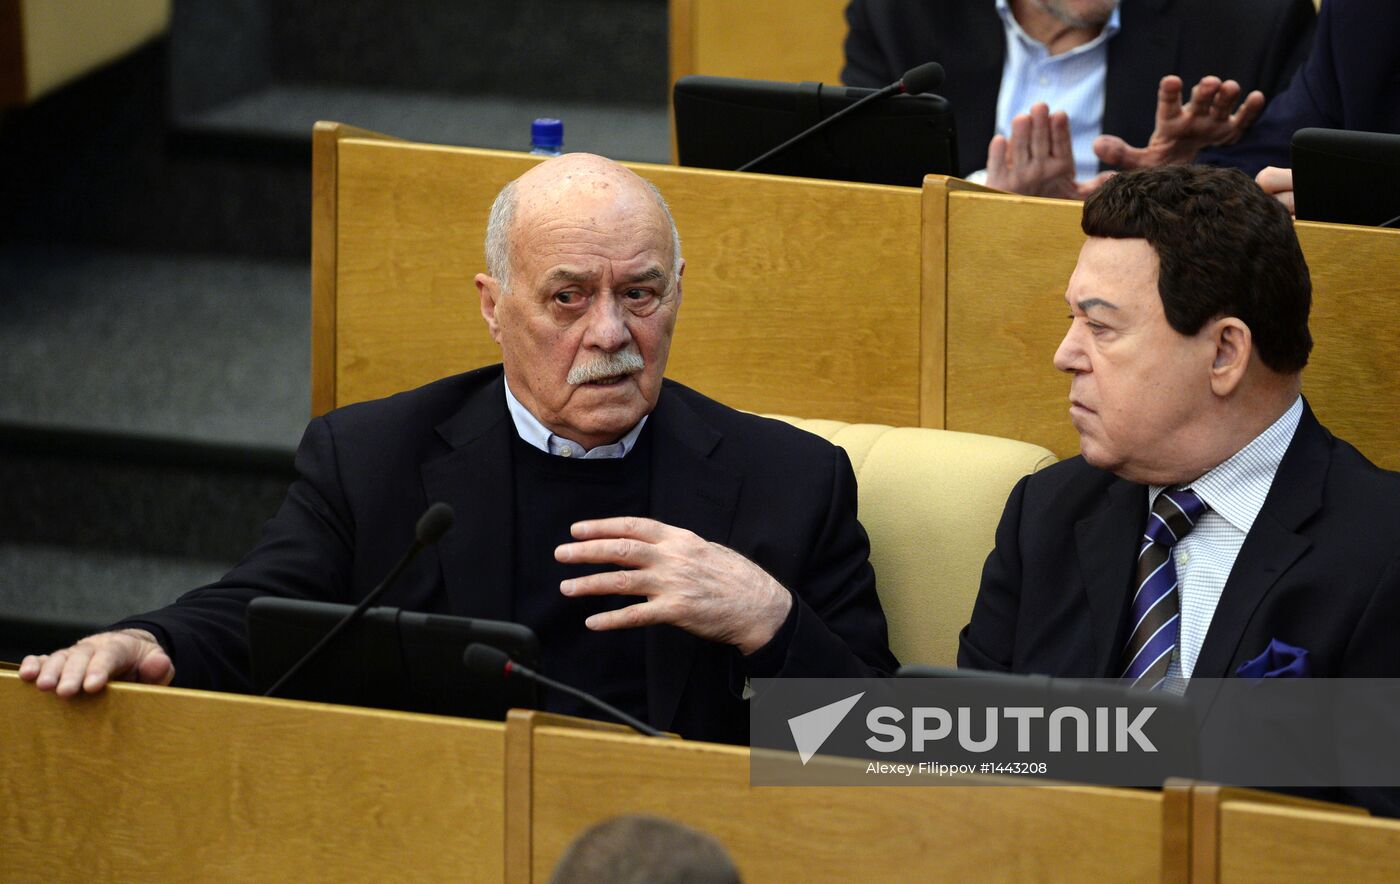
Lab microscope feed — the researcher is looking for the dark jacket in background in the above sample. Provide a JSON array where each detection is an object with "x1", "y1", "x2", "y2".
[{"x1": 842, "y1": 0, "x2": 1315, "y2": 178}]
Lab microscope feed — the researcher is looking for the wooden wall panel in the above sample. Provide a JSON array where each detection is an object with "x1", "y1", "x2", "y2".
[
  {"x1": 670, "y1": 0, "x2": 849, "y2": 87},
  {"x1": 941, "y1": 191, "x2": 1400, "y2": 470},
  {"x1": 943, "y1": 193, "x2": 1084, "y2": 457},
  {"x1": 1292, "y1": 221, "x2": 1400, "y2": 471},
  {"x1": 332, "y1": 140, "x2": 924, "y2": 425}
]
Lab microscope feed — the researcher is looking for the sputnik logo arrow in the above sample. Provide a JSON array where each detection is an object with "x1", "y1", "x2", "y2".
[{"x1": 787, "y1": 692, "x2": 864, "y2": 765}]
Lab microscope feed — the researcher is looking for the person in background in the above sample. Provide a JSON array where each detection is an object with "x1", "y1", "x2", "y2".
[
  {"x1": 841, "y1": 0, "x2": 1314, "y2": 196},
  {"x1": 550, "y1": 815, "x2": 741, "y2": 884},
  {"x1": 1097, "y1": 0, "x2": 1400, "y2": 215}
]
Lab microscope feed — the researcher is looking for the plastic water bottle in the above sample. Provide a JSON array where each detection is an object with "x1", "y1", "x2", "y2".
[{"x1": 530, "y1": 118, "x2": 564, "y2": 156}]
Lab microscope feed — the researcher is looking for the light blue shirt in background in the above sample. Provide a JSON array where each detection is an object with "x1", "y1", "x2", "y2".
[{"x1": 993, "y1": 0, "x2": 1121, "y2": 182}]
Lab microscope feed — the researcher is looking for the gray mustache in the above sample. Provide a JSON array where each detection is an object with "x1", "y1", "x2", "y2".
[{"x1": 567, "y1": 347, "x2": 645, "y2": 385}]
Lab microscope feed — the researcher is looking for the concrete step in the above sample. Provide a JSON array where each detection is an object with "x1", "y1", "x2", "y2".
[
  {"x1": 0, "y1": 243, "x2": 310, "y2": 449},
  {"x1": 0, "y1": 424, "x2": 296, "y2": 663},
  {"x1": 179, "y1": 83, "x2": 671, "y2": 164},
  {"x1": 0, "y1": 543, "x2": 229, "y2": 635},
  {"x1": 170, "y1": 0, "x2": 668, "y2": 116},
  {"x1": 1, "y1": 41, "x2": 312, "y2": 259}
]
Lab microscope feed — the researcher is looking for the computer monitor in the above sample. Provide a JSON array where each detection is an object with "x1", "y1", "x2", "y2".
[
  {"x1": 1292, "y1": 127, "x2": 1400, "y2": 228},
  {"x1": 673, "y1": 75, "x2": 958, "y2": 187},
  {"x1": 248, "y1": 597, "x2": 540, "y2": 720}
]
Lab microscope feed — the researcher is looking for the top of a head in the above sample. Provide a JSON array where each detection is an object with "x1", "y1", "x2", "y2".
[
  {"x1": 900, "y1": 62, "x2": 945, "y2": 95},
  {"x1": 485, "y1": 153, "x2": 682, "y2": 292},
  {"x1": 1081, "y1": 165, "x2": 1312, "y2": 374},
  {"x1": 415, "y1": 502, "x2": 455, "y2": 545},
  {"x1": 548, "y1": 814, "x2": 741, "y2": 884},
  {"x1": 462, "y1": 642, "x2": 512, "y2": 677}
]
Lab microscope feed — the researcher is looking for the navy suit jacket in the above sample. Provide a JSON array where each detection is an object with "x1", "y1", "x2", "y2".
[
  {"x1": 123, "y1": 366, "x2": 898, "y2": 744},
  {"x1": 959, "y1": 402, "x2": 1400, "y2": 679},
  {"x1": 1205, "y1": 0, "x2": 1400, "y2": 175},
  {"x1": 842, "y1": 0, "x2": 1315, "y2": 179}
]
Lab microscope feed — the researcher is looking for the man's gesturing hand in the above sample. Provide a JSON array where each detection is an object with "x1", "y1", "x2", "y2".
[
  {"x1": 1093, "y1": 75, "x2": 1265, "y2": 170},
  {"x1": 556, "y1": 517, "x2": 793, "y2": 655},
  {"x1": 985, "y1": 103, "x2": 1113, "y2": 200},
  {"x1": 19, "y1": 629, "x2": 174, "y2": 697}
]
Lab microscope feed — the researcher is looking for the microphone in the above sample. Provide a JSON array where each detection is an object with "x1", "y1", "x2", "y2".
[
  {"x1": 462, "y1": 643, "x2": 669, "y2": 738},
  {"x1": 736, "y1": 62, "x2": 946, "y2": 174},
  {"x1": 263, "y1": 502, "x2": 455, "y2": 698}
]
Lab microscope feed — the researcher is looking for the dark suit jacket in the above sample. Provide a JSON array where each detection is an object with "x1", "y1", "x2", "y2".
[
  {"x1": 122, "y1": 366, "x2": 897, "y2": 744},
  {"x1": 842, "y1": 0, "x2": 1315, "y2": 178},
  {"x1": 958, "y1": 402, "x2": 1400, "y2": 678},
  {"x1": 1205, "y1": 0, "x2": 1400, "y2": 175}
]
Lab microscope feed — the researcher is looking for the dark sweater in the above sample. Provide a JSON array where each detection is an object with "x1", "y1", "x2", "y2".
[{"x1": 510, "y1": 429, "x2": 652, "y2": 723}]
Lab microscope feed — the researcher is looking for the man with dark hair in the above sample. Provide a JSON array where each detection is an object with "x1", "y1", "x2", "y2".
[{"x1": 959, "y1": 165, "x2": 1400, "y2": 685}]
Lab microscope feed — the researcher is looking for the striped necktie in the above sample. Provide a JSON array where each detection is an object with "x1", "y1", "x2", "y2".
[{"x1": 1121, "y1": 487, "x2": 1208, "y2": 689}]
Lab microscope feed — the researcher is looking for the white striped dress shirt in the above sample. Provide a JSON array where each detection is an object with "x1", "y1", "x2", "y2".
[{"x1": 1152, "y1": 396, "x2": 1303, "y2": 680}]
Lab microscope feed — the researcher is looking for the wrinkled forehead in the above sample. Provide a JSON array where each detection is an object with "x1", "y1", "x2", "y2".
[{"x1": 513, "y1": 172, "x2": 672, "y2": 261}]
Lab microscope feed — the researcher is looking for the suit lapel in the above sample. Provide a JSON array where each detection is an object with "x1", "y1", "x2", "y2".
[
  {"x1": 642, "y1": 385, "x2": 741, "y2": 731},
  {"x1": 1103, "y1": 0, "x2": 1178, "y2": 155},
  {"x1": 949, "y1": 4, "x2": 1008, "y2": 175},
  {"x1": 1075, "y1": 477, "x2": 1148, "y2": 675},
  {"x1": 1192, "y1": 405, "x2": 1327, "y2": 677},
  {"x1": 420, "y1": 374, "x2": 516, "y2": 622}
]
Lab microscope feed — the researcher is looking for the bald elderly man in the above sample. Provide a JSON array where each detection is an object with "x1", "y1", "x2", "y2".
[{"x1": 21, "y1": 155, "x2": 898, "y2": 744}]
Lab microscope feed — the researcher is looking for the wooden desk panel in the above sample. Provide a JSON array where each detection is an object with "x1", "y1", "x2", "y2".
[
  {"x1": 1216, "y1": 803, "x2": 1400, "y2": 884},
  {"x1": 0, "y1": 672, "x2": 505, "y2": 881},
  {"x1": 525, "y1": 725, "x2": 1162, "y2": 883}
]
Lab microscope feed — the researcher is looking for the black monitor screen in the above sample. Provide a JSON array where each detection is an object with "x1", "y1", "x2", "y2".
[
  {"x1": 674, "y1": 75, "x2": 957, "y2": 187},
  {"x1": 1293, "y1": 127, "x2": 1400, "y2": 228},
  {"x1": 248, "y1": 597, "x2": 540, "y2": 720}
]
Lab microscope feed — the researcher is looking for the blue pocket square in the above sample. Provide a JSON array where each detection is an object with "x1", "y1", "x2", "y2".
[{"x1": 1235, "y1": 638, "x2": 1311, "y2": 678}]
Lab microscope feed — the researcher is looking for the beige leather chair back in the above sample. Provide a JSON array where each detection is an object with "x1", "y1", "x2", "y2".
[{"x1": 769, "y1": 416, "x2": 1057, "y2": 667}]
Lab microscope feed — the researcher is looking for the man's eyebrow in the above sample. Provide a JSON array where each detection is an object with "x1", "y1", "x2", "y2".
[
  {"x1": 1073, "y1": 297, "x2": 1119, "y2": 313},
  {"x1": 620, "y1": 266, "x2": 667, "y2": 284},
  {"x1": 545, "y1": 268, "x2": 597, "y2": 284}
]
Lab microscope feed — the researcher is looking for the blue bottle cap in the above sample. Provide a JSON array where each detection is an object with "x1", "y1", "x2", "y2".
[{"x1": 531, "y1": 117, "x2": 564, "y2": 148}]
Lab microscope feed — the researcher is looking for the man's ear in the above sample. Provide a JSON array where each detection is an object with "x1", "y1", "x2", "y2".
[
  {"x1": 476, "y1": 273, "x2": 503, "y2": 344},
  {"x1": 1208, "y1": 317, "x2": 1252, "y2": 397}
]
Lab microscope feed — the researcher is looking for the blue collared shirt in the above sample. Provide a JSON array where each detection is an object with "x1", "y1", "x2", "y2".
[
  {"x1": 993, "y1": 0, "x2": 1121, "y2": 182},
  {"x1": 1150, "y1": 396, "x2": 1304, "y2": 681},
  {"x1": 503, "y1": 375, "x2": 648, "y2": 460}
]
